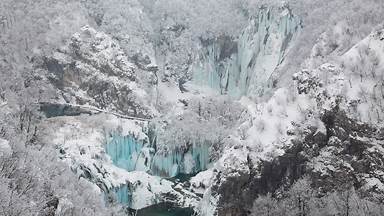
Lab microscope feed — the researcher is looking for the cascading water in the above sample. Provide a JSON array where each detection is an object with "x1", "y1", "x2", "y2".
[{"x1": 192, "y1": 6, "x2": 301, "y2": 97}]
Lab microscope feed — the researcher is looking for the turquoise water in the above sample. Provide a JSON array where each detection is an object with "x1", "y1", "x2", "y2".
[
  {"x1": 39, "y1": 103, "x2": 91, "y2": 118},
  {"x1": 135, "y1": 203, "x2": 194, "y2": 216}
]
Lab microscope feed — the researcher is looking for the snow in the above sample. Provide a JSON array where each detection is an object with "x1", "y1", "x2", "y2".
[
  {"x1": 156, "y1": 82, "x2": 190, "y2": 117},
  {"x1": 55, "y1": 198, "x2": 74, "y2": 216},
  {"x1": 110, "y1": 170, "x2": 175, "y2": 209},
  {"x1": 0, "y1": 138, "x2": 11, "y2": 157},
  {"x1": 338, "y1": 29, "x2": 384, "y2": 125},
  {"x1": 49, "y1": 25, "x2": 156, "y2": 118},
  {"x1": 156, "y1": 81, "x2": 220, "y2": 119},
  {"x1": 103, "y1": 115, "x2": 147, "y2": 140},
  {"x1": 190, "y1": 169, "x2": 214, "y2": 194},
  {"x1": 0, "y1": 101, "x2": 7, "y2": 107},
  {"x1": 310, "y1": 147, "x2": 341, "y2": 177},
  {"x1": 183, "y1": 152, "x2": 195, "y2": 174},
  {"x1": 198, "y1": 186, "x2": 219, "y2": 216},
  {"x1": 237, "y1": 88, "x2": 314, "y2": 161},
  {"x1": 363, "y1": 177, "x2": 384, "y2": 192}
]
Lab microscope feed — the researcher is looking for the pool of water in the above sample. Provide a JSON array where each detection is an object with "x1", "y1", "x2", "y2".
[
  {"x1": 134, "y1": 203, "x2": 194, "y2": 216},
  {"x1": 39, "y1": 102, "x2": 91, "y2": 118}
]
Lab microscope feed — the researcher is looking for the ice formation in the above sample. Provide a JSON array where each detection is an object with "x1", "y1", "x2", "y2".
[
  {"x1": 105, "y1": 133, "x2": 211, "y2": 178},
  {"x1": 192, "y1": 6, "x2": 301, "y2": 97}
]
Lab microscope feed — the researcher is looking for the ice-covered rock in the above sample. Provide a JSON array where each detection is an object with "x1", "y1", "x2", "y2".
[{"x1": 189, "y1": 169, "x2": 213, "y2": 195}]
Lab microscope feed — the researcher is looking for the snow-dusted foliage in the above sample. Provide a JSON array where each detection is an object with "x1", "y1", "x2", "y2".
[
  {"x1": 2, "y1": 0, "x2": 384, "y2": 215},
  {"x1": 251, "y1": 177, "x2": 384, "y2": 216},
  {"x1": 0, "y1": 106, "x2": 118, "y2": 215}
]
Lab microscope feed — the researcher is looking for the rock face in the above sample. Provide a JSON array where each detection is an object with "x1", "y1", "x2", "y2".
[
  {"x1": 308, "y1": 109, "x2": 384, "y2": 198},
  {"x1": 40, "y1": 26, "x2": 155, "y2": 118}
]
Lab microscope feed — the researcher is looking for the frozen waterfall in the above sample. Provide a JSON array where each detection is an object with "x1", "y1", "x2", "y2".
[
  {"x1": 192, "y1": 6, "x2": 301, "y2": 97},
  {"x1": 105, "y1": 133, "x2": 211, "y2": 178}
]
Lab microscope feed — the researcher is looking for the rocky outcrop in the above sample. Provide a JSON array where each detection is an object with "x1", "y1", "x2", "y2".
[
  {"x1": 308, "y1": 109, "x2": 384, "y2": 199},
  {"x1": 38, "y1": 26, "x2": 155, "y2": 118}
]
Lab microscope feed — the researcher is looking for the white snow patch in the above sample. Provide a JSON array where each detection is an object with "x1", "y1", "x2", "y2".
[
  {"x1": 0, "y1": 138, "x2": 11, "y2": 157},
  {"x1": 190, "y1": 169, "x2": 214, "y2": 194}
]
